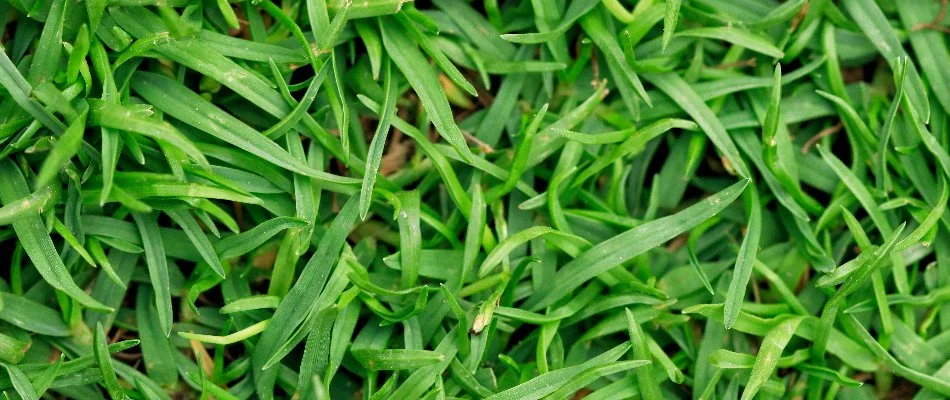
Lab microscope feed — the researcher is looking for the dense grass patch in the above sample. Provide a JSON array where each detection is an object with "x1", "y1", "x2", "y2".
[{"x1": 1, "y1": 0, "x2": 950, "y2": 398}]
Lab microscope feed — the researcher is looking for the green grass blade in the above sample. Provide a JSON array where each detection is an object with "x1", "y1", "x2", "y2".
[
  {"x1": 1, "y1": 362, "x2": 37, "y2": 400},
  {"x1": 35, "y1": 110, "x2": 86, "y2": 189},
  {"x1": 26, "y1": 0, "x2": 66, "y2": 86},
  {"x1": 179, "y1": 320, "x2": 270, "y2": 345},
  {"x1": 352, "y1": 349, "x2": 445, "y2": 371},
  {"x1": 252, "y1": 197, "x2": 360, "y2": 398},
  {"x1": 88, "y1": 99, "x2": 209, "y2": 169},
  {"x1": 662, "y1": 0, "x2": 682, "y2": 52},
  {"x1": 574, "y1": 118, "x2": 698, "y2": 186},
  {"x1": 93, "y1": 322, "x2": 125, "y2": 400},
  {"x1": 624, "y1": 308, "x2": 661, "y2": 399},
  {"x1": 0, "y1": 49, "x2": 66, "y2": 134},
  {"x1": 0, "y1": 292, "x2": 69, "y2": 336},
  {"x1": 132, "y1": 212, "x2": 173, "y2": 336},
  {"x1": 380, "y1": 20, "x2": 474, "y2": 162},
  {"x1": 526, "y1": 179, "x2": 748, "y2": 310},
  {"x1": 397, "y1": 190, "x2": 422, "y2": 288},
  {"x1": 843, "y1": 315, "x2": 950, "y2": 396},
  {"x1": 484, "y1": 343, "x2": 630, "y2": 400},
  {"x1": 0, "y1": 182, "x2": 60, "y2": 226},
  {"x1": 360, "y1": 59, "x2": 397, "y2": 220},
  {"x1": 644, "y1": 73, "x2": 751, "y2": 178},
  {"x1": 841, "y1": 0, "x2": 930, "y2": 122},
  {"x1": 580, "y1": 6, "x2": 652, "y2": 107},
  {"x1": 724, "y1": 187, "x2": 762, "y2": 329},
  {"x1": 501, "y1": 0, "x2": 600, "y2": 44},
  {"x1": 0, "y1": 160, "x2": 111, "y2": 311},
  {"x1": 165, "y1": 209, "x2": 224, "y2": 278},
  {"x1": 215, "y1": 217, "x2": 307, "y2": 259},
  {"x1": 676, "y1": 27, "x2": 784, "y2": 58},
  {"x1": 895, "y1": 0, "x2": 950, "y2": 117},
  {"x1": 132, "y1": 72, "x2": 355, "y2": 184},
  {"x1": 741, "y1": 316, "x2": 805, "y2": 400}
]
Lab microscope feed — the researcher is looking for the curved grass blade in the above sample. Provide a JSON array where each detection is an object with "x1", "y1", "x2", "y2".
[
  {"x1": 552, "y1": 127, "x2": 636, "y2": 145},
  {"x1": 478, "y1": 226, "x2": 590, "y2": 277},
  {"x1": 543, "y1": 360, "x2": 650, "y2": 400},
  {"x1": 215, "y1": 217, "x2": 307, "y2": 259},
  {"x1": 220, "y1": 295, "x2": 281, "y2": 314},
  {"x1": 380, "y1": 21, "x2": 473, "y2": 162},
  {"x1": 0, "y1": 182, "x2": 60, "y2": 226},
  {"x1": 0, "y1": 293, "x2": 69, "y2": 336},
  {"x1": 813, "y1": 222, "x2": 906, "y2": 364},
  {"x1": 484, "y1": 343, "x2": 630, "y2": 400},
  {"x1": 131, "y1": 72, "x2": 356, "y2": 185},
  {"x1": 501, "y1": 0, "x2": 599, "y2": 44},
  {"x1": 843, "y1": 315, "x2": 950, "y2": 396},
  {"x1": 877, "y1": 57, "x2": 908, "y2": 191},
  {"x1": 895, "y1": 178, "x2": 948, "y2": 252},
  {"x1": 0, "y1": 48, "x2": 66, "y2": 134},
  {"x1": 359, "y1": 95, "x2": 473, "y2": 214},
  {"x1": 166, "y1": 209, "x2": 225, "y2": 278},
  {"x1": 676, "y1": 27, "x2": 784, "y2": 58},
  {"x1": 796, "y1": 363, "x2": 863, "y2": 387},
  {"x1": 1, "y1": 363, "x2": 37, "y2": 400},
  {"x1": 0, "y1": 160, "x2": 111, "y2": 311},
  {"x1": 485, "y1": 104, "x2": 547, "y2": 203},
  {"x1": 842, "y1": 0, "x2": 930, "y2": 122},
  {"x1": 816, "y1": 252, "x2": 873, "y2": 288},
  {"x1": 741, "y1": 316, "x2": 805, "y2": 400},
  {"x1": 644, "y1": 73, "x2": 751, "y2": 178},
  {"x1": 574, "y1": 118, "x2": 698, "y2": 186},
  {"x1": 902, "y1": 91, "x2": 950, "y2": 182},
  {"x1": 264, "y1": 60, "x2": 327, "y2": 139},
  {"x1": 252, "y1": 197, "x2": 360, "y2": 398},
  {"x1": 113, "y1": 32, "x2": 176, "y2": 68},
  {"x1": 50, "y1": 216, "x2": 96, "y2": 267},
  {"x1": 394, "y1": 13, "x2": 477, "y2": 98},
  {"x1": 710, "y1": 348, "x2": 809, "y2": 369},
  {"x1": 814, "y1": 90, "x2": 877, "y2": 148},
  {"x1": 89, "y1": 99, "x2": 209, "y2": 169},
  {"x1": 494, "y1": 282, "x2": 600, "y2": 325},
  {"x1": 179, "y1": 320, "x2": 270, "y2": 345},
  {"x1": 526, "y1": 179, "x2": 748, "y2": 310},
  {"x1": 35, "y1": 110, "x2": 87, "y2": 189},
  {"x1": 895, "y1": 0, "x2": 950, "y2": 116},
  {"x1": 684, "y1": 304, "x2": 877, "y2": 371},
  {"x1": 87, "y1": 236, "x2": 125, "y2": 288},
  {"x1": 360, "y1": 59, "x2": 397, "y2": 220},
  {"x1": 817, "y1": 145, "x2": 893, "y2": 233},
  {"x1": 580, "y1": 7, "x2": 652, "y2": 107}
]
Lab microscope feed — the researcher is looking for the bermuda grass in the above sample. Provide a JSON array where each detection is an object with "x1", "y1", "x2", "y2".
[{"x1": 1, "y1": 0, "x2": 950, "y2": 398}]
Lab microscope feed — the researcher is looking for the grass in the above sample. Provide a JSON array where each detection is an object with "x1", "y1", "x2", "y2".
[{"x1": 0, "y1": 0, "x2": 949, "y2": 399}]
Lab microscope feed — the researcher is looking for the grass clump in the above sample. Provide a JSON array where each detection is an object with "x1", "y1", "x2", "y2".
[{"x1": 2, "y1": 0, "x2": 950, "y2": 399}]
